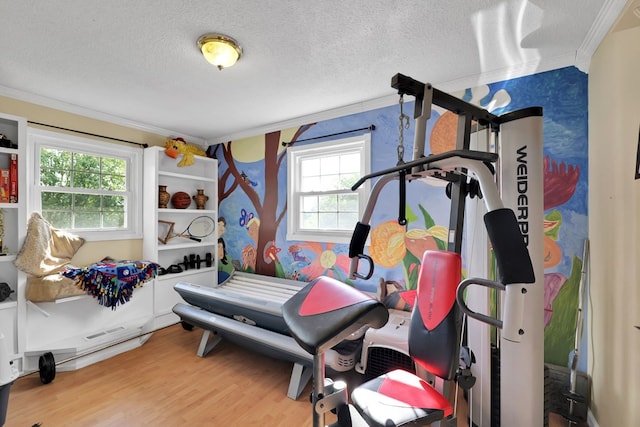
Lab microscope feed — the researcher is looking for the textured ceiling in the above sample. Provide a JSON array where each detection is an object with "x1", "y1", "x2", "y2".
[{"x1": 0, "y1": 0, "x2": 633, "y2": 143}]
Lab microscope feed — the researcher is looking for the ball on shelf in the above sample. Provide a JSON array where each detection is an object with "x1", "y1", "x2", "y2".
[{"x1": 171, "y1": 191, "x2": 192, "y2": 209}]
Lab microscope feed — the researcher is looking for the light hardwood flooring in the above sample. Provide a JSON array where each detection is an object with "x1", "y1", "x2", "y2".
[
  {"x1": 6, "y1": 324, "x2": 583, "y2": 426},
  {"x1": 7, "y1": 324, "x2": 316, "y2": 426}
]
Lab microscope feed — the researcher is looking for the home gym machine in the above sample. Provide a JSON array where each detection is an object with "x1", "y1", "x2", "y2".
[{"x1": 284, "y1": 73, "x2": 544, "y2": 426}]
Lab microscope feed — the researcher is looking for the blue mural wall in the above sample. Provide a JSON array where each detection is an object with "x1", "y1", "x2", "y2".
[{"x1": 211, "y1": 66, "x2": 588, "y2": 368}]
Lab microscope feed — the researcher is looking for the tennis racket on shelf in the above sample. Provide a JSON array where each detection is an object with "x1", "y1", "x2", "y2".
[{"x1": 158, "y1": 216, "x2": 216, "y2": 244}]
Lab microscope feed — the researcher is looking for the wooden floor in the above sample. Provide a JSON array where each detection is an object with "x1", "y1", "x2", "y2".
[
  {"x1": 5, "y1": 324, "x2": 583, "y2": 426},
  {"x1": 7, "y1": 324, "x2": 317, "y2": 426}
]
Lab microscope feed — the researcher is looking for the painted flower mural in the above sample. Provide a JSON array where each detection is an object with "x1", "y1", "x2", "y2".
[
  {"x1": 543, "y1": 156, "x2": 580, "y2": 211},
  {"x1": 368, "y1": 208, "x2": 448, "y2": 290},
  {"x1": 369, "y1": 221, "x2": 406, "y2": 268},
  {"x1": 542, "y1": 157, "x2": 585, "y2": 365},
  {"x1": 299, "y1": 242, "x2": 351, "y2": 282}
]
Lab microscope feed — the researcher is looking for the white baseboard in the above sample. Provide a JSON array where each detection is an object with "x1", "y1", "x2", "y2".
[{"x1": 587, "y1": 409, "x2": 599, "y2": 427}]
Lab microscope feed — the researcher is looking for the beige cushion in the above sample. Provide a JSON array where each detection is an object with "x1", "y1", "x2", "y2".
[
  {"x1": 25, "y1": 273, "x2": 86, "y2": 302},
  {"x1": 14, "y1": 212, "x2": 85, "y2": 276}
]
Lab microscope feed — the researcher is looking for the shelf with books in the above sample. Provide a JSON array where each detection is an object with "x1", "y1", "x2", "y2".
[{"x1": 0, "y1": 112, "x2": 26, "y2": 361}]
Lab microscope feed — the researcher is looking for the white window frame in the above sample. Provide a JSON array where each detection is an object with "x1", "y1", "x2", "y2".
[
  {"x1": 27, "y1": 127, "x2": 143, "y2": 241},
  {"x1": 287, "y1": 134, "x2": 370, "y2": 244}
]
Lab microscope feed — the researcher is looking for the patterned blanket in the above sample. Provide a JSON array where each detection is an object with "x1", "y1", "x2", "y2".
[{"x1": 63, "y1": 258, "x2": 159, "y2": 310}]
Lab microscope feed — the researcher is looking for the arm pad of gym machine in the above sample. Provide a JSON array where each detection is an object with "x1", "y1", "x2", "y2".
[{"x1": 484, "y1": 208, "x2": 535, "y2": 285}]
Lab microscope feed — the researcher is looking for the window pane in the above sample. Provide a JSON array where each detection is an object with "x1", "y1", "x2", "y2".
[
  {"x1": 301, "y1": 158, "x2": 320, "y2": 176},
  {"x1": 338, "y1": 194, "x2": 359, "y2": 212},
  {"x1": 338, "y1": 212, "x2": 358, "y2": 229},
  {"x1": 41, "y1": 191, "x2": 72, "y2": 209},
  {"x1": 103, "y1": 195, "x2": 125, "y2": 211},
  {"x1": 301, "y1": 212, "x2": 317, "y2": 228},
  {"x1": 103, "y1": 212, "x2": 125, "y2": 228},
  {"x1": 74, "y1": 153, "x2": 101, "y2": 172},
  {"x1": 302, "y1": 195, "x2": 318, "y2": 212},
  {"x1": 102, "y1": 157, "x2": 126, "y2": 176},
  {"x1": 319, "y1": 212, "x2": 338, "y2": 229},
  {"x1": 340, "y1": 153, "x2": 360, "y2": 173},
  {"x1": 318, "y1": 194, "x2": 337, "y2": 212},
  {"x1": 75, "y1": 212, "x2": 101, "y2": 229},
  {"x1": 43, "y1": 211, "x2": 72, "y2": 229},
  {"x1": 73, "y1": 172, "x2": 100, "y2": 189},
  {"x1": 320, "y1": 156, "x2": 339, "y2": 175},
  {"x1": 319, "y1": 174, "x2": 339, "y2": 191},
  {"x1": 74, "y1": 194, "x2": 101, "y2": 211},
  {"x1": 40, "y1": 168, "x2": 71, "y2": 187},
  {"x1": 41, "y1": 147, "x2": 71, "y2": 170},
  {"x1": 101, "y1": 157, "x2": 126, "y2": 191},
  {"x1": 101, "y1": 173, "x2": 126, "y2": 191},
  {"x1": 339, "y1": 172, "x2": 359, "y2": 189},
  {"x1": 301, "y1": 176, "x2": 320, "y2": 192}
]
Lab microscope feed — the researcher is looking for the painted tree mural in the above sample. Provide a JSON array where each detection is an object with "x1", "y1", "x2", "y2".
[{"x1": 212, "y1": 125, "x2": 313, "y2": 276}]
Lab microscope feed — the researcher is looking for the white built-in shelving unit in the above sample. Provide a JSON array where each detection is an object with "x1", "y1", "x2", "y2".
[
  {"x1": 143, "y1": 146, "x2": 218, "y2": 329},
  {"x1": 0, "y1": 112, "x2": 26, "y2": 373}
]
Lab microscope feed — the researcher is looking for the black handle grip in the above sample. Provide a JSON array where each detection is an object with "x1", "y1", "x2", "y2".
[
  {"x1": 349, "y1": 222, "x2": 370, "y2": 258},
  {"x1": 398, "y1": 170, "x2": 407, "y2": 225},
  {"x1": 352, "y1": 254, "x2": 374, "y2": 280}
]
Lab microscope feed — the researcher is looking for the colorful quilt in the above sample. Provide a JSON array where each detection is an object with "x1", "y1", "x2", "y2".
[{"x1": 63, "y1": 258, "x2": 159, "y2": 309}]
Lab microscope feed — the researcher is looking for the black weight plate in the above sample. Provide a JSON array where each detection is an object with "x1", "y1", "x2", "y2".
[{"x1": 39, "y1": 352, "x2": 56, "y2": 384}]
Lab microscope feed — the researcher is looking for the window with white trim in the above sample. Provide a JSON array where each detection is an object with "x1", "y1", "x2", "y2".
[
  {"x1": 287, "y1": 134, "x2": 370, "y2": 244},
  {"x1": 28, "y1": 128, "x2": 142, "y2": 241}
]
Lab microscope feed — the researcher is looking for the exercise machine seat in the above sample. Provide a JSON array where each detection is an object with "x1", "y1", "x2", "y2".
[
  {"x1": 283, "y1": 276, "x2": 389, "y2": 356},
  {"x1": 351, "y1": 369, "x2": 451, "y2": 426},
  {"x1": 351, "y1": 250, "x2": 462, "y2": 426}
]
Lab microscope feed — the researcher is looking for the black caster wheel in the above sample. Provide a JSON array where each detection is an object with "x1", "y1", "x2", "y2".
[{"x1": 39, "y1": 351, "x2": 56, "y2": 384}]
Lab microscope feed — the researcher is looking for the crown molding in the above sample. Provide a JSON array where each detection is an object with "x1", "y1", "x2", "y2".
[
  {"x1": 0, "y1": 84, "x2": 206, "y2": 144},
  {"x1": 576, "y1": 0, "x2": 630, "y2": 72},
  {"x1": 437, "y1": 52, "x2": 580, "y2": 93}
]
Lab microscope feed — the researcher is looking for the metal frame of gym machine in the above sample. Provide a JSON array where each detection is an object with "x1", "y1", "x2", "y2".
[{"x1": 350, "y1": 74, "x2": 544, "y2": 426}]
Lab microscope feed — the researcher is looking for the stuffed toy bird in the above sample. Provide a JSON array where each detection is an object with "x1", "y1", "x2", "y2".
[{"x1": 164, "y1": 137, "x2": 206, "y2": 167}]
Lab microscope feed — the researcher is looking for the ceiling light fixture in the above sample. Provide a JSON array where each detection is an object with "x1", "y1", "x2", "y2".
[{"x1": 197, "y1": 33, "x2": 242, "y2": 70}]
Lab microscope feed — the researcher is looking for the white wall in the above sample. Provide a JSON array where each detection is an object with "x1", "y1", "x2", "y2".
[{"x1": 589, "y1": 23, "x2": 640, "y2": 426}]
